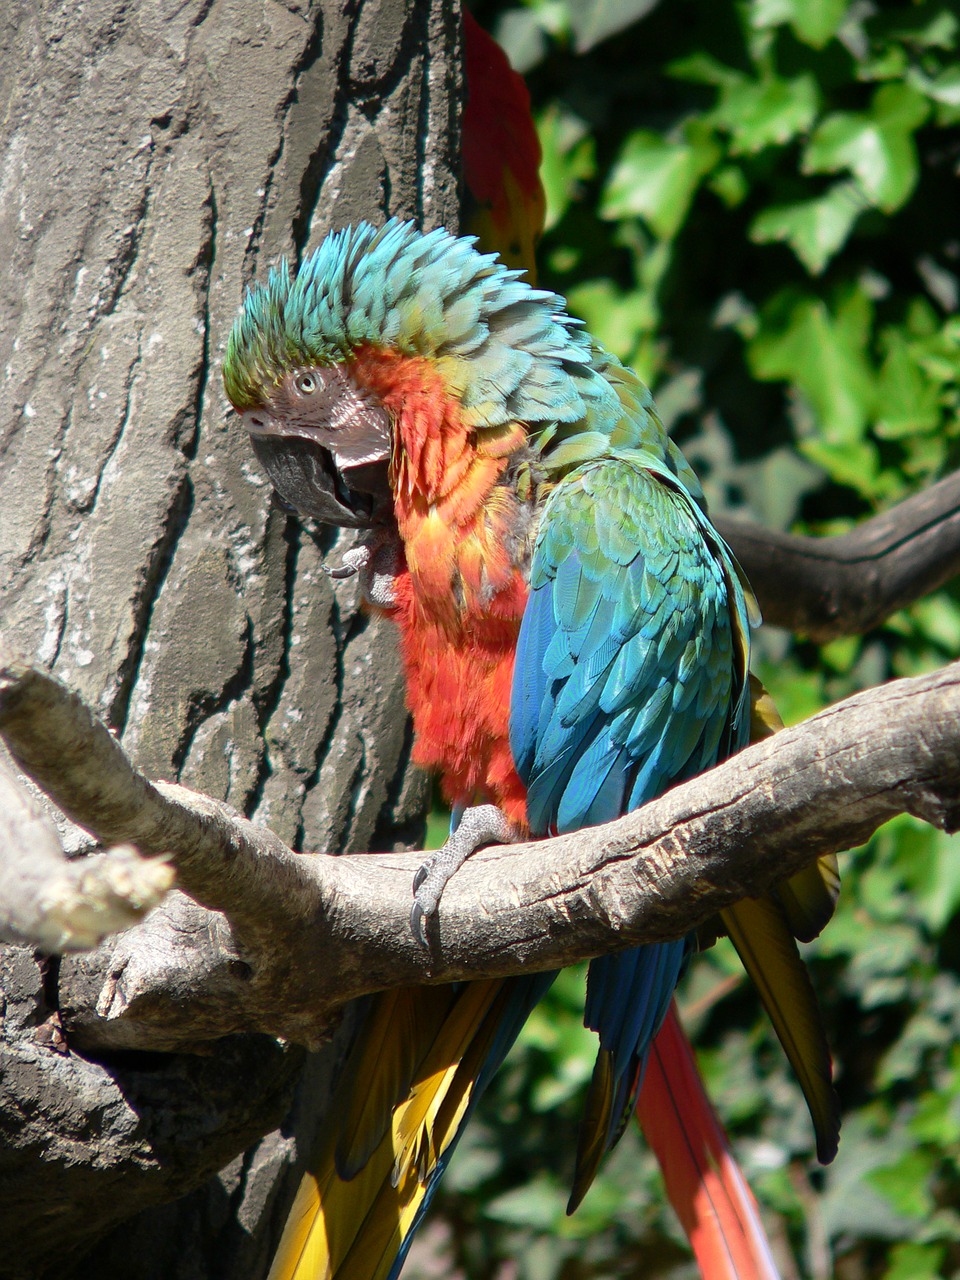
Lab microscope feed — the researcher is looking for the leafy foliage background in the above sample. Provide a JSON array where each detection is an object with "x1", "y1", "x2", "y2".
[{"x1": 417, "y1": 4, "x2": 960, "y2": 1277}]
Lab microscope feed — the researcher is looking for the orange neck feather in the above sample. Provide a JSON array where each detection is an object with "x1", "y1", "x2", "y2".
[{"x1": 349, "y1": 346, "x2": 530, "y2": 828}]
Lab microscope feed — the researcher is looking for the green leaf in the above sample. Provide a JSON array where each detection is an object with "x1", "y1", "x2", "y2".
[
  {"x1": 859, "y1": 45, "x2": 909, "y2": 82},
  {"x1": 566, "y1": 278, "x2": 660, "y2": 365},
  {"x1": 868, "y1": 1149, "x2": 936, "y2": 1221},
  {"x1": 750, "y1": 181, "x2": 862, "y2": 273},
  {"x1": 537, "y1": 104, "x2": 596, "y2": 230},
  {"x1": 874, "y1": 331, "x2": 942, "y2": 438},
  {"x1": 673, "y1": 54, "x2": 820, "y2": 152},
  {"x1": 750, "y1": 0, "x2": 849, "y2": 49},
  {"x1": 883, "y1": 1243, "x2": 947, "y2": 1280},
  {"x1": 909, "y1": 64, "x2": 960, "y2": 108},
  {"x1": 876, "y1": 1006, "x2": 950, "y2": 1087},
  {"x1": 819, "y1": 1109, "x2": 919, "y2": 1240},
  {"x1": 712, "y1": 71, "x2": 820, "y2": 154},
  {"x1": 600, "y1": 126, "x2": 720, "y2": 238},
  {"x1": 493, "y1": 8, "x2": 552, "y2": 75},
  {"x1": 668, "y1": 50, "x2": 741, "y2": 88},
  {"x1": 748, "y1": 286, "x2": 876, "y2": 443},
  {"x1": 803, "y1": 84, "x2": 930, "y2": 212},
  {"x1": 486, "y1": 1177, "x2": 566, "y2": 1230},
  {"x1": 709, "y1": 164, "x2": 750, "y2": 207},
  {"x1": 911, "y1": 1063, "x2": 960, "y2": 1146},
  {"x1": 887, "y1": 6, "x2": 959, "y2": 51},
  {"x1": 567, "y1": 0, "x2": 664, "y2": 53},
  {"x1": 820, "y1": 634, "x2": 859, "y2": 673},
  {"x1": 896, "y1": 821, "x2": 960, "y2": 935}
]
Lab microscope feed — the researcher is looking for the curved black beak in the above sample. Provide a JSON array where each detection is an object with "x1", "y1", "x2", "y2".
[{"x1": 249, "y1": 435, "x2": 390, "y2": 530}]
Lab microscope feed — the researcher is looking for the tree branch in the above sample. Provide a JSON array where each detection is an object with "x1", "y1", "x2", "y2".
[
  {"x1": 715, "y1": 469, "x2": 960, "y2": 641},
  {"x1": 3, "y1": 651, "x2": 959, "y2": 1054},
  {"x1": 0, "y1": 751, "x2": 173, "y2": 951}
]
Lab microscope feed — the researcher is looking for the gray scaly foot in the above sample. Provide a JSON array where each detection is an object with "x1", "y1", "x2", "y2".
[{"x1": 410, "y1": 804, "x2": 518, "y2": 946}]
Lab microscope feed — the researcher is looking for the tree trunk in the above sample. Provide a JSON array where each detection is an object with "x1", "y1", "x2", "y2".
[{"x1": 0, "y1": 1, "x2": 461, "y2": 1274}]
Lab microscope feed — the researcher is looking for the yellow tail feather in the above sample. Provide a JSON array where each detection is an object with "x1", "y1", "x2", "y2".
[
  {"x1": 705, "y1": 676, "x2": 841, "y2": 1164},
  {"x1": 749, "y1": 673, "x2": 842, "y2": 944},
  {"x1": 269, "y1": 980, "x2": 512, "y2": 1280},
  {"x1": 777, "y1": 854, "x2": 841, "y2": 943},
  {"x1": 567, "y1": 1049, "x2": 615, "y2": 1214},
  {"x1": 336, "y1": 987, "x2": 461, "y2": 1179}
]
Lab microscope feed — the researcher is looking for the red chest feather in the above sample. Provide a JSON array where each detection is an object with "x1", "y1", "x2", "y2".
[
  {"x1": 348, "y1": 346, "x2": 531, "y2": 829},
  {"x1": 392, "y1": 570, "x2": 529, "y2": 829}
]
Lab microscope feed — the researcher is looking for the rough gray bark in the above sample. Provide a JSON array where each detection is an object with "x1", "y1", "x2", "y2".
[{"x1": 0, "y1": 0, "x2": 460, "y2": 1275}]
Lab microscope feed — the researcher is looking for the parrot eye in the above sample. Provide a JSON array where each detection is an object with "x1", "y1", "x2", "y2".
[{"x1": 295, "y1": 372, "x2": 318, "y2": 396}]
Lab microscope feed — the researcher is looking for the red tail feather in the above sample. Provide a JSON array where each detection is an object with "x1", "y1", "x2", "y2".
[{"x1": 636, "y1": 1004, "x2": 781, "y2": 1280}]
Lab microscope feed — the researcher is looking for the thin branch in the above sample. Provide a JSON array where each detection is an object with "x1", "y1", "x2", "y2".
[
  {"x1": 0, "y1": 652, "x2": 325, "y2": 935},
  {"x1": 4, "y1": 651, "x2": 960, "y2": 1053},
  {"x1": 0, "y1": 754, "x2": 172, "y2": 951},
  {"x1": 715, "y1": 469, "x2": 960, "y2": 641}
]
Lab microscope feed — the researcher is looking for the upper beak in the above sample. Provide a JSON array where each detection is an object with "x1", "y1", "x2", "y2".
[{"x1": 243, "y1": 414, "x2": 390, "y2": 530}]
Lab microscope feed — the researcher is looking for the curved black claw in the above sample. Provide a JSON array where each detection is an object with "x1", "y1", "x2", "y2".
[
  {"x1": 410, "y1": 901, "x2": 429, "y2": 948},
  {"x1": 323, "y1": 544, "x2": 374, "y2": 580},
  {"x1": 323, "y1": 561, "x2": 359, "y2": 580},
  {"x1": 410, "y1": 856, "x2": 441, "y2": 949}
]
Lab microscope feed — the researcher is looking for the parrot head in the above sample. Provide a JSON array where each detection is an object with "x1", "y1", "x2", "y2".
[
  {"x1": 238, "y1": 361, "x2": 393, "y2": 529},
  {"x1": 220, "y1": 223, "x2": 462, "y2": 531},
  {"x1": 223, "y1": 256, "x2": 397, "y2": 530},
  {"x1": 222, "y1": 220, "x2": 690, "y2": 548}
]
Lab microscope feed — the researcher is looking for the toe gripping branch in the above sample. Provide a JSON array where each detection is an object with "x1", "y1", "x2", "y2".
[
  {"x1": 322, "y1": 532, "x2": 402, "y2": 608},
  {"x1": 410, "y1": 805, "x2": 519, "y2": 947}
]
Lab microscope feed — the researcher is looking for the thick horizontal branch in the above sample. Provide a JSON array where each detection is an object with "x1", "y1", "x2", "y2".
[
  {"x1": 4, "y1": 652, "x2": 960, "y2": 1052},
  {"x1": 716, "y1": 469, "x2": 960, "y2": 641}
]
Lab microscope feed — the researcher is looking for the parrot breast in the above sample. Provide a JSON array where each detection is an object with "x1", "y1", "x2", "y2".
[{"x1": 347, "y1": 345, "x2": 535, "y2": 827}]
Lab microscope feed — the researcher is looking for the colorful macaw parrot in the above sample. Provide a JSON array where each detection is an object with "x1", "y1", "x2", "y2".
[{"x1": 223, "y1": 218, "x2": 839, "y2": 1280}]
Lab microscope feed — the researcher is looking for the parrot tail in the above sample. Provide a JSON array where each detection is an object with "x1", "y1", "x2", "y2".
[
  {"x1": 268, "y1": 975, "x2": 554, "y2": 1280},
  {"x1": 635, "y1": 1003, "x2": 782, "y2": 1280},
  {"x1": 461, "y1": 8, "x2": 546, "y2": 278}
]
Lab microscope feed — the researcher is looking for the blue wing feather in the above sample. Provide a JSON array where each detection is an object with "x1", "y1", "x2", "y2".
[{"x1": 510, "y1": 456, "x2": 751, "y2": 1195}]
